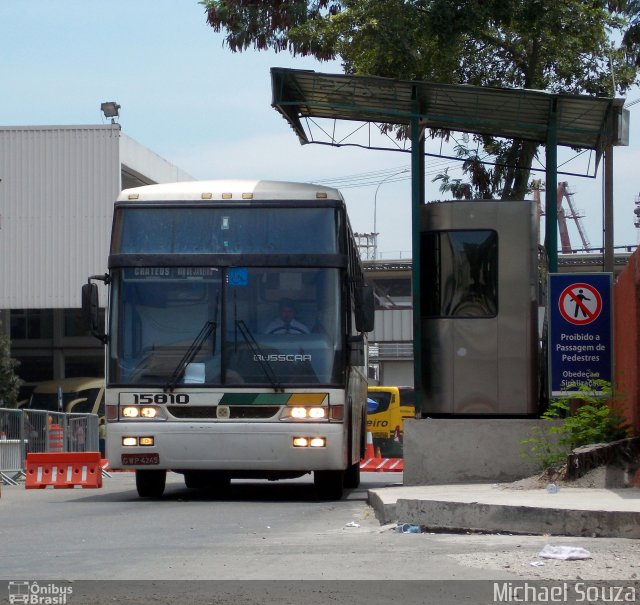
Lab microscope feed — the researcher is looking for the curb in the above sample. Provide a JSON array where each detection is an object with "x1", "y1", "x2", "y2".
[{"x1": 367, "y1": 490, "x2": 640, "y2": 538}]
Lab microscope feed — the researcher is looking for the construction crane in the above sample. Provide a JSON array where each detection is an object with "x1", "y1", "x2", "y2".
[
  {"x1": 558, "y1": 182, "x2": 592, "y2": 251},
  {"x1": 354, "y1": 232, "x2": 378, "y2": 260},
  {"x1": 531, "y1": 180, "x2": 592, "y2": 253}
]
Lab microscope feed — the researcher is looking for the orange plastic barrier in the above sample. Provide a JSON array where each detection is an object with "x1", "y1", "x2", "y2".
[
  {"x1": 360, "y1": 456, "x2": 404, "y2": 472},
  {"x1": 25, "y1": 452, "x2": 103, "y2": 489},
  {"x1": 48, "y1": 424, "x2": 64, "y2": 452},
  {"x1": 360, "y1": 431, "x2": 404, "y2": 472}
]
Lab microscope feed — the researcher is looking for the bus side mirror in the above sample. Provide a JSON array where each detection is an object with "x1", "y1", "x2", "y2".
[
  {"x1": 82, "y1": 282, "x2": 106, "y2": 344},
  {"x1": 355, "y1": 284, "x2": 375, "y2": 333}
]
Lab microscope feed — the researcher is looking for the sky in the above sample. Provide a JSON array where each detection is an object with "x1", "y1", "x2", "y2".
[{"x1": 1, "y1": 0, "x2": 639, "y2": 258}]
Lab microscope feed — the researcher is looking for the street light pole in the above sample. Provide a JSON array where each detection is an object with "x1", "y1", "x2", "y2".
[{"x1": 373, "y1": 169, "x2": 409, "y2": 260}]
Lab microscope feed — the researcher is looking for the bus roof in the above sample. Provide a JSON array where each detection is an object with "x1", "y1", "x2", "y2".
[{"x1": 117, "y1": 179, "x2": 344, "y2": 203}]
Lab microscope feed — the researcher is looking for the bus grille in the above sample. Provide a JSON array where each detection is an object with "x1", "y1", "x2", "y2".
[
  {"x1": 166, "y1": 406, "x2": 280, "y2": 419},
  {"x1": 229, "y1": 406, "x2": 280, "y2": 419}
]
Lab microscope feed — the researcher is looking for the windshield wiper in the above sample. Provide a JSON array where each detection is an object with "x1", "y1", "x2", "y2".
[
  {"x1": 164, "y1": 320, "x2": 216, "y2": 393},
  {"x1": 235, "y1": 320, "x2": 282, "y2": 392}
]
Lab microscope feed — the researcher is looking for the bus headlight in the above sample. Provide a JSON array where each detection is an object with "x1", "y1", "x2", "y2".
[
  {"x1": 120, "y1": 406, "x2": 162, "y2": 419},
  {"x1": 122, "y1": 436, "x2": 155, "y2": 447},
  {"x1": 293, "y1": 436, "x2": 326, "y2": 447},
  {"x1": 282, "y1": 406, "x2": 327, "y2": 420}
]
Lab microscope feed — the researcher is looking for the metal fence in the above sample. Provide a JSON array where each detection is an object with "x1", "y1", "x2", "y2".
[{"x1": 0, "y1": 408, "x2": 99, "y2": 485}]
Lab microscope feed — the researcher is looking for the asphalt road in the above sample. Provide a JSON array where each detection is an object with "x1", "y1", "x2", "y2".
[{"x1": 1, "y1": 472, "x2": 638, "y2": 604}]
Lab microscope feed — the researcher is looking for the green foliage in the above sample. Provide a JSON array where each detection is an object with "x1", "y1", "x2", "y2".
[
  {"x1": 201, "y1": 0, "x2": 639, "y2": 200},
  {"x1": 0, "y1": 322, "x2": 21, "y2": 408},
  {"x1": 202, "y1": 1, "x2": 639, "y2": 91},
  {"x1": 434, "y1": 170, "x2": 470, "y2": 200},
  {"x1": 520, "y1": 381, "x2": 630, "y2": 470},
  {"x1": 615, "y1": 0, "x2": 640, "y2": 67},
  {"x1": 202, "y1": 0, "x2": 342, "y2": 58}
]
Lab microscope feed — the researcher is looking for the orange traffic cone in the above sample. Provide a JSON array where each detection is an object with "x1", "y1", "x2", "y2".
[
  {"x1": 364, "y1": 431, "x2": 375, "y2": 458},
  {"x1": 393, "y1": 426, "x2": 401, "y2": 443}
]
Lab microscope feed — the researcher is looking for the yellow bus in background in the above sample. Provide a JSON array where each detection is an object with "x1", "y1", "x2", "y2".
[{"x1": 366, "y1": 386, "x2": 415, "y2": 457}]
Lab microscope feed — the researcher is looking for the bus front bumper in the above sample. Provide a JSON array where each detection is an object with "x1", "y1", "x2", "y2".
[{"x1": 106, "y1": 421, "x2": 346, "y2": 472}]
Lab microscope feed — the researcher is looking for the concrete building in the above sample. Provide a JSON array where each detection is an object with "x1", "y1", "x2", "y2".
[
  {"x1": 364, "y1": 259, "x2": 414, "y2": 386},
  {"x1": 0, "y1": 124, "x2": 193, "y2": 398}
]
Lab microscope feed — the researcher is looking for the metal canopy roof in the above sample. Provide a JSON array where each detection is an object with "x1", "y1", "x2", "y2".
[
  {"x1": 271, "y1": 68, "x2": 629, "y2": 409},
  {"x1": 271, "y1": 68, "x2": 629, "y2": 154}
]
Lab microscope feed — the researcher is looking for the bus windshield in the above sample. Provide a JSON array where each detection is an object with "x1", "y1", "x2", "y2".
[
  {"x1": 108, "y1": 266, "x2": 344, "y2": 387},
  {"x1": 113, "y1": 207, "x2": 338, "y2": 254}
]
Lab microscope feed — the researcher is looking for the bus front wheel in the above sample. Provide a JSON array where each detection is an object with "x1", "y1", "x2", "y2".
[
  {"x1": 314, "y1": 470, "x2": 344, "y2": 500},
  {"x1": 343, "y1": 461, "x2": 360, "y2": 489},
  {"x1": 136, "y1": 469, "x2": 166, "y2": 498}
]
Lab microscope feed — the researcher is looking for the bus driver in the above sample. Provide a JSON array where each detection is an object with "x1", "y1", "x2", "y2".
[{"x1": 265, "y1": 299, "x2": 310, "y2": 335}]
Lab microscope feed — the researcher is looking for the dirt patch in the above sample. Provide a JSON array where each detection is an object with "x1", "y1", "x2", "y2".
[
  {"x1": 449, "y1": 539, "x2": 640, "y2": 581},
  {"x1": 505, "y1": 439, "x2": 640, "y2": 490},
  {"x1": 504, "y1": 462, "x2": 636, "y2": 490}
]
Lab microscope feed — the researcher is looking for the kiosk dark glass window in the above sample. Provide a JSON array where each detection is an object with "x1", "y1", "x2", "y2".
[{"x1": 422, "y1": 229, "x2": 498, "y2": 318}]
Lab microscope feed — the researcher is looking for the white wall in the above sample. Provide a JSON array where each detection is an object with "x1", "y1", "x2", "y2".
[
  {"x1": 0, "y1": 125, "x2": 121, "y2": 308},
  {"x1": 120, "y1": 133, "x2": 193, "y2": 185},
  {"x1": 370, "y1": 308, "x2": 413, "y2": 342},
  {"x1": 0, "y1": 125, "x2": 194, "y2": 309},
  {"x1": 380, "y1": 360, "x2": 414, "y2": 386}
]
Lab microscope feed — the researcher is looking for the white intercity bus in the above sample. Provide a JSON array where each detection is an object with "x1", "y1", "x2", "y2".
[{"x1": 83, "y1": 180, "x2": 374, "y2": 499}]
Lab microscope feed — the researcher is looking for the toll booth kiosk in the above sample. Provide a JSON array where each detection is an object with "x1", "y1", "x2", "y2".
[{"x1": 420, "y1": 200, "x2": 539, "y2": 415}]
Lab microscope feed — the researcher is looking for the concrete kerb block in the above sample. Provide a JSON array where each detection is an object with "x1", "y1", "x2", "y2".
[
  {"x1": 395, "y1": 498, "x2": 640, "y2": 539},
  {"x1": 367, "y1": 490, "x2": 396, "y2": 525},
  {"x1": 403, "y1": 418, "x2": 560, "y2": 485}
]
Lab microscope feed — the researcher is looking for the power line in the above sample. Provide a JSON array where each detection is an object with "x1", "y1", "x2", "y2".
[
  {"x1": 312, "y1": 158, "x2": 463, "y2": 190},
  {"x1": 313, "y1": 165, "x2": 411, "y2": 186}
]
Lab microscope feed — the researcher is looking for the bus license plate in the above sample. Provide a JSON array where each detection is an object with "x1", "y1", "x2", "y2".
[{"x1": 121, "y1": 453, "x2": 159, "y2": 466}]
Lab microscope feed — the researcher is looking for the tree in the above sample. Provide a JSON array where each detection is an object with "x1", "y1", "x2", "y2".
[
  {"x1": 0, "y1": 322, "x2": 21, "y2": 407},
  {"x1": 612, "y1": 0, "x2": 640, "y2": 67},
  {"x1": 202, "y1": 0, "x2": 640, "y2": 199}
]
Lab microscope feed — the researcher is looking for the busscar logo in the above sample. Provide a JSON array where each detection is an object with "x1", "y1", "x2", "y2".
[
  {"x1": 8, "y1": 581, "x2": 73, "y2": 605},
  {"x1": 253, "y1": 353, "x2": 311, "y2": 363}
]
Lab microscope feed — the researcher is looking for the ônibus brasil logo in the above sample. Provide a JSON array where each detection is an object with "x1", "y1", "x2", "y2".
[{"x1": 8, "y1": 581, "x2": 73, "y2": 605}]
